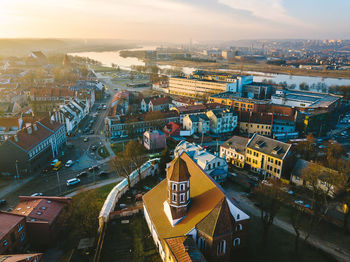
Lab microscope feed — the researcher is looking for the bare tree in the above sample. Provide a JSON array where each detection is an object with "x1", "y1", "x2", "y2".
[
  {"x1": 109, "y1": 152, "x2": 134, "y2": 189},
  {"x1": 254, "y1": 179, "x2": 285, "y2": 248},
  {"x1": 124, "y1": 140, "x2": 147, "y2": 182}
]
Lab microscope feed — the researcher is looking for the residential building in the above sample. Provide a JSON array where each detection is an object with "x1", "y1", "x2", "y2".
[
  {"x1": 183, "y1": 114, "x2": 210, "y2": 135},
  {"x1": 141, "y1": 96, "x2": 158, "y2": 112},
  {"x1": 271, "y1": 89, "x2": 342, "y2": 111},
  {"x1": 0, "y1": 212, "x2": 27, "y2": 254},
  {"x1": 164, "y1": 236, "x2": 207, "y2": 262},
  {"x1": 174, "y1": 141, "x2": 228, "y2": 183},
  {"x1": 171, "y1": 97, "x2": 199, "y2": 107},
  {"x1": 0, "y1": 116, "x2": 39, "y2": 144},
  {"x1": 238, "y1": 111, "x2": 273, "y2": 137},
  {"x1": 0, "y1": 253, "x2": 43, "y2": 262},
  {"x1": 105, "y1": 112, "x2": 179, "y2": 138},
  {"x1": 171, "y1": 103, "x2": 226, "y2": 124},
  {"x1": 143, "y1": 130, "x2": 166, "y2": 151},
  {"x1": 272, "y1": 115, "x2": 296, "y2": 134},
  {"x1": 70, "y1": 80, "x2": 105, "y2": 100},
  {"x1": 245, "y1": 134, "x2": 294, "y2": 179},
  {"x1": 143, "y1": 153, "x2": 249, "y2": 261},
  {"x1": 290, "y1": 159, "x2": 339, "y2": 197},
  {"x1": 206, "y1": 108, "x2": 237, "y2": 134},
  {"x1": 0, "y1": 118, "x2": 66, "y2": 176},
  {"x1": 149, "y1": 97, "x2": 171, "y2": 112},
  {"x1": 168, "y1": 76, "x2": 250, "y2": 98},
  {"x1": 51, "y1": 98, "x2": 89, "y2": 135},
  {"x1": 220, "y1": 136, "x2": 249, "y2": 168},
  {"x1": 29, "y1": 88, "x2": 75, "y2": 102},
  {"x1": 11, "y1": 196, "x2": 71, "y2": 249}
]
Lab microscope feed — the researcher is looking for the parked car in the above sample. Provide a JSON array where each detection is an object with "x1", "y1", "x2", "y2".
[
  {"x1": 89, "y1": 130, "x2": 94, "y2": 135},
  {"x1": 76, "y1": 171, "x2": 88, "y2": 178},
  {"x1": 51, "y1": 159, "x2": 59, "y2": 166},
  {"x1": 88, "y1": 165, "x2": 100, "y2": 172},
  {"x1": 0, "y1": 199, "x2": 7, "y2": 207},
  {"x1": 90, "y1": 145, "x2": 97, "y2": 151},
  {"x1": 84, "y1": 137, "x2": 89, "y2": 142},
  {"x1": 31, "y1": 193, "x2": 43, "y2": 197},
  {"x1": 66, "y1": 178, "x2": 81, "y2": 186},
  {"x1": 97, "y1": 171, "x2": 109, "y2": 177},
  {"x1": 65, "y1": 160, "x2": 74, "y2": 167}
]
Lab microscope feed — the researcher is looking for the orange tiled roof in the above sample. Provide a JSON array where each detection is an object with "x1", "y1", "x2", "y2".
[{"x1": 164, "y1": 236, "x2": 205, "y2": 262}]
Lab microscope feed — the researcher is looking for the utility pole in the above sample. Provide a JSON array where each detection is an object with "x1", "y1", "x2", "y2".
[
  {"x1": 15, "y1": 160, "x2": 20, "y2": 180},
  {"x1": 56, "y1": 171, "x2": 61, "y2": 195}
]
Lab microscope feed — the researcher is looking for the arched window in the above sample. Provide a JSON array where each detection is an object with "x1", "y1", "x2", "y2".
[
  {"x1": 198, "y1": 237, "x2": 207, "y2": 252},
  {"x1": 217, "y1": 240, "x2": 226, "y2": 255},
  {"x1": 237, "y1": 214, "x2": 240, "y2": 220},
  {"x1": 233, "y1": 238, "x2": 240, "y2": 247},
  {"x1": 235, "y1": 224, "x2": 243, "y2": 231}
]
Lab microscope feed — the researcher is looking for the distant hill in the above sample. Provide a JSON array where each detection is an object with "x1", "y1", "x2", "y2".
[{"x1": 0, "y1": 39, "x2": 139, "y2": 56}]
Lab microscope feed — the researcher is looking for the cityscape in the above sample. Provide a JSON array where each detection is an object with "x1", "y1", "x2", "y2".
[{"x1": 0, "y1": 1, "x2": 350, "y2": 262}]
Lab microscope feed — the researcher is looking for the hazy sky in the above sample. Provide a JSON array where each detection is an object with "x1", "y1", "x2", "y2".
[{"x1": 0, "y1": 0, "x2": 349, "y2": 42}]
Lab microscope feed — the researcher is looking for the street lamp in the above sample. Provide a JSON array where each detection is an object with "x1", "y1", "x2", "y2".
[
  {"x1": 15, "y1": 160, "x2": 20, "y2": 180},
  {"x1": 56, "y1": 171, "x2": 61, "y2": 195}
]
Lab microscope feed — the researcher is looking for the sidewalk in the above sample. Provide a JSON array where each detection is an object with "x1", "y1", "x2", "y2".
[
  {"x1": 0, "y1": 174, "x2": 40, "y2": 199},
  {"x1": 64, "y1": 176, "x2": 122, "y2": 197}
]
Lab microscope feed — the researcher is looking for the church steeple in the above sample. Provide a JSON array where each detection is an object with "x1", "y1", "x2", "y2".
[{"x1": 164, "y1": 156, "x2": 191, "y2": 225}]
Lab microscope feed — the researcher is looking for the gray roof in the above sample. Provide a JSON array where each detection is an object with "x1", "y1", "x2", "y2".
[
  {"x1": 246, "y1": 133, "x2": 291, "y2": 160},
  {"x1": 221, "y1": 136, "x2": 249, "y2": 154},
  {"x1": 188, "y1": 114, "x2": 209, "y2": 122},
  {"x1": 291, "y1": 159, "x2": 338, "y2": 178}
]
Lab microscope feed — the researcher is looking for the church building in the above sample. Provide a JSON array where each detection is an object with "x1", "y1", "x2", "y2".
[{"x1": 143, "y1": 153, "x2": 250, "y2": 262}]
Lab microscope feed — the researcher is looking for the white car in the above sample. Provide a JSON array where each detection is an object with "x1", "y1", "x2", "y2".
[
  {"x1": 51, "y1": 159, "x2": 59, "y2": 166},
  {"x1": 66, "y1": 178, "x2": 81, "y2": 186},
  {"x1": 65, "y1": 160, "x2": 74, "y2": 167},
  {"x1": 31, "y1": 193, "x2": 43, "y2": 197}
]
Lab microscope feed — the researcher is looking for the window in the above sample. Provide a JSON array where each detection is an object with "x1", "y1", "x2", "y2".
[
  {"x1": 17, "y1": 223, "x2": 23, "y2": 232},
  {"x1": 20, "y1": 233, "x2": 25, "y2": 243},
  {"x1": 172, "y1": 193, "x2": 177, "y2": 202},
  {"x1": 198, "y1": 237, "x2": 207, "y2": 251},
  {"x1": 233, "y1": 238, "x2": 240, "y2": 247},
  {"x1": 172, "y1": 183, "x2": 177, "y2": 191},
  {"x1": 180, "y1": 184, "x2": 185, "y2": 191},
  {"x1": 3, "y1": 240, "x2": 8, "y2": 246},
  {"x1": 217, "y1": 240, "x2": 226, "y2": 255},
  {"x1": 180, "y1": 193, "x2": 185, "y2": 203},
  {"x1": 236, "y1": 224, "x2": 243, "y2": 231}
]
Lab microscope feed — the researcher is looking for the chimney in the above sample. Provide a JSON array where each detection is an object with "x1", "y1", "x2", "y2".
[
  {"x1": 33, "y1": 123, "x2": 38, "y2": 131},
  {"x1": 27, "y1": 126, "x2": 32, "y2": 135},
  {"x1": 14, "y1": 135, "x2": 18, "y2": 142}
]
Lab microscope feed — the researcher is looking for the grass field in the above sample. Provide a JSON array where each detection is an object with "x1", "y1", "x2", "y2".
[{"x1": 97, "y1": 146, "x2": 110, "y2": 158}]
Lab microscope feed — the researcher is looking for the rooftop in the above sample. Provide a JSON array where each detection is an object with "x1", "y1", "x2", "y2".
[
  {"x1": 246, "y1": 133, "x2": 292, "y2": 160},
  {"x1": 0, "y1": 212, "x2": 25, "y2": 240},
  {"x1": 143, "y1": 153, "x2": 249, "y2": 246},
  {"x1": 221, "y1": 136, "x2": 249, "y2": 154},
  {"x1": 164, "y1": 236, "x2": 206, "y2": 262}
]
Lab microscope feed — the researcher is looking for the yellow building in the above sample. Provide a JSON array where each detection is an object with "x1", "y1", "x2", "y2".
[
  {"x1": 245, "y1": 134, "x2": 293, "y2": 179},
  {"x1": 238, "y1": 111, "x2": 273, "y2": 137}
]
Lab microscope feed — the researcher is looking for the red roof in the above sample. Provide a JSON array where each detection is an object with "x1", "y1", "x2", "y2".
[
  {"x1": 163, "y1": 122, "x2": 180, "y2": 136},
  {"x1": 150, "y1": 97, "x2": 171, "y2": 106},
  {"x1": 8, "y1": 118, "x2": 64, "y2": 151},
  {"x1": 30, "y1": 88, "x2": 74, "y2": 98},
  {"x1": 0, "y1": 212, "x2": 25, "y2": 239},
  {"x1": 12, "y1": 196, "x2": 71, "y2": 225},
  {"x1": 239, "y1": 111, "x2": 273, "y2": 125}
]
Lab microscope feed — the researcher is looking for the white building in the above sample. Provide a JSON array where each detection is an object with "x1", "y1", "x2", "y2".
[
  {"x1": 206, "y1": 108, "x2": 237, "y2": 134},
  {"x1": 175, "y1": 141, "x2": 228, "y2": 183},
  {"x1": 183, "y1": 114, "x2": 210, "y2": 135},
  {"x1": 51, "y1": 98, "x2": 89, "y2": 135}
]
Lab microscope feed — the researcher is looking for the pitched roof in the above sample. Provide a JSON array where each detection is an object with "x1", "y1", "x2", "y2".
[
  {"x1": 150, "y1": 97, "x2": 171, "y2": 106},
  {"x1": 291, "y1": 159, "x2": 338, "y2": 178},
  {"x1": 246, "y1": 133, "x2": 292, "y2": 160},
  {"x1": 164, "y1": 236, "x2": 206, "y2": 262},
  {"x1": 30, "y1": 88, "x2": 74, "y2": 98},
  {"x1": 238, "y1": 111, "x2": 273, "y2": 125},
  {"x1": 221, "y1": 136, "x2": 249, "y2": 154},
  {"x1": 196, "y1": 197, "x2": 233, "y2": 238},
  {"x1": 167, "y1": 157, "x2": 191, "y2": 182},
  {"x1": 0, "y1": 253, "x2": 43, "y2": 262},
  {"x1": 143, "y1": 153, "x2": 249, "y2": 246},
  {"x1": 7, "y1": 118, "x2": 63, "y2": 152},
  {"x1": 0, "y1": 212, "x2": 25, "y2": 239}
]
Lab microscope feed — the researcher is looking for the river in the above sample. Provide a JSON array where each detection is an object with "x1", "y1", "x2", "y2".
[{"x1": 69, "y1": 47, "x2": 350, "y2": 89}]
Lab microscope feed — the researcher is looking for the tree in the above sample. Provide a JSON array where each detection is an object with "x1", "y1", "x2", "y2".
[
  {"x1": 301, "y1": 164, "x2": 345, "y2": 239},
  {"x1": 334, "y1": 174, "x2": 350, "y2": 234},
  {"x1": 109, "y1": 152, "x2": 134, "y2": 189},
  {"x1": 254, "y1": 179, "x2": 285, "y2": 248},
  {"x1": 124, "y1": 140, "x2": 147, "y2": 182},
  {"x1": 289, "y1": 203, "x2": 311, "y2": 254},
  {"x1": 296, "y1": 134, "x2": 316, "y2": 160},
  {"x1": 159, "y1": 146, "x2": 171, "y2": 177}
]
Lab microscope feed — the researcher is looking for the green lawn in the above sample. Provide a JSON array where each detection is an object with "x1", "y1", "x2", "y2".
[{"x1": 111, "y1": 143, "x2": 124, "y2": 154}]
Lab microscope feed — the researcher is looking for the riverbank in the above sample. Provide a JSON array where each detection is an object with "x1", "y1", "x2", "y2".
[{"x1": 157, "y1": 60, "x2": 350, "y2": 80}]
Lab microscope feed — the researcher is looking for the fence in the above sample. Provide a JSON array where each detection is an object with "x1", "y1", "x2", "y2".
[{"x1": 92, "y1": 158, "x2": 159, "y2": 262}]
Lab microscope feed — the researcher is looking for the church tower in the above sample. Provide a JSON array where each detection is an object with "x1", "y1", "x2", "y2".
[{"x1": 164, "y1": 156, "x2": 191, "y2": 226}]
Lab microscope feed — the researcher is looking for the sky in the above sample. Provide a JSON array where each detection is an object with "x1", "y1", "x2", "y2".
[{"x1": 0, "y1": 0, "x2": 349, "y2": 42}]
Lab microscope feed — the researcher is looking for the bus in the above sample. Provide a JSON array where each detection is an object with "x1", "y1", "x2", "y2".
[
  {"x1": 149, "y1": 152, "x2": 161, "y2": 160},
  {"x1": 53, "y1": 161, "x2": 63, "y2": 171}
]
